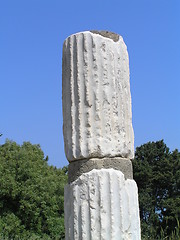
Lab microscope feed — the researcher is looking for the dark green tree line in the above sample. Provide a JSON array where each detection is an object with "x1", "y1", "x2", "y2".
[
  {"x1": 133, "y1": 140, "x2": 180, "y2": 239},
  {"x1": 0, "y1": 140, "x2": 68, "y2": 239},
  {"x1": 0, "y1": 138, "x2": 179, "y2": 239}
]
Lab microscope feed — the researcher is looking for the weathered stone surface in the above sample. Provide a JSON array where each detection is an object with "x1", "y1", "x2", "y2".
[
  {"x1": 62, "y1": 31, "x2": 134, "y2": 162},
  {"x1": 90, "y1": 30, "x2": 119, "y2": 42},
  {"x1": 68, "y1": 157, "x2": 133, "y2": 183},
  {"x1": 64, "y1": 169, "x2": 141, "y2": 240}
]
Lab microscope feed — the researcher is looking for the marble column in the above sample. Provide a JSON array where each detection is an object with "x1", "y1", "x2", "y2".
[{"x1": 62, "y1": 30, "x2": 141, "y2": 240}]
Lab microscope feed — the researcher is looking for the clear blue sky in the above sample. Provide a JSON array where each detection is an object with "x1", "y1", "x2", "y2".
[{"x1": 1, "y1": 1, "x2": 180, "y2": 168}]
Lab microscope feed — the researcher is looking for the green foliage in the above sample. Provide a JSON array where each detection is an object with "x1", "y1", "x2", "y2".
[
  {"x1": 141, "y1": 219, "x2": 180, "y2": 240},
  {"x1": 0, "y1": 140, "x2": 68, "y2": 239},
  {"x1": 1, "y1": 138, "x2": 179, "y2": 239},
  {"x1": 133, "y1": 140, "x2": 180, "y2": 239}
]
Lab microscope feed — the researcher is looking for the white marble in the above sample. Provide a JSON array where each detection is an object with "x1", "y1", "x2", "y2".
[
  {"x1": 64, "y1": 169, "x2": 141, "y2": 240},
  {"x1": 62, "y1": 31, "x2": 134, "y2": 162}
]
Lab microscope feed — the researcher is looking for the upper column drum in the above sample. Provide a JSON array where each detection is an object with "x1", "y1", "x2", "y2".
[{"x1": 62, "y1": 31, "x2": 134, "y2": 162}]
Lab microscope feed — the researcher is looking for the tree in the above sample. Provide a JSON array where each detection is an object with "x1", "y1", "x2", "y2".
[
  {"x1": 0, "y1": 140, "x2": 68, "y2": 239},
  {"x1": 133, "y1": 140, "x2": 180, "y2": 239}
]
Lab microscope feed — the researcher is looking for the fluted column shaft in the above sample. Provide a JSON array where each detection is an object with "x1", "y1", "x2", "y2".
[
  {"x1": 62, "y1": 31, "x2": 134, "y2": 162},
  {"x1": 62, "y1": 31, "x2": 141, "y2": 240},
  {"x1": 65, "y1": 169, "x2": 140, "y2": 240}
]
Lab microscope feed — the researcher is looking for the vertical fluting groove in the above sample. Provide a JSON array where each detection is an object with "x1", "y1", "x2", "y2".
[
  {"x1": 118, "y1": 174, "x2": 123, "y2": 238},
  {"x1": 125, "y1": 49, "x2": 133, "y2": 153},
  {"x1": 121, "y1": 44, "x2": 128, "y2": 152},
  {"x1": 86, "y1": 33, "x2": 95, "y2": 154},
  {"x1": 105, "y1": 40, "x2": 112, "y2": 146},
  {"x1": 119, "y1": 44, "x2": 125, "y2": 145},
  {"x1": 73, "y1": 186, "x2": 78, "y2": 239},
  {"x1": 63, "y1": 38, "x2": 73, "y2": 160},
  {"x1": 90, "y1": 172, "x2": 100, "y2": 240},
  {"x1": 78, "y1": 199, "x2": 83, "y2": 240},
  {"x1": 69, "y1": 186, "x2": 74, "y2": 240},
  {"x1": 72, "y1": 35, "x2": 80, "y2": 159},
  {"x1": 99, "y1": 172, "x2": 104, "y2": 239},
  {"x1": 77, "y1": 185, "x2": 81, "y2": 240},
  {"x1": 122, "y1": 43, "x2": 129, "y2": 149},
  {"x1": 126, "y1": 47, "x2": 132, "y2": 154},
  {"x1": 108, "y1": 171, "x2": 113, "y2": 240},
  {"x1": 64, "y1": 187, "x2": 69, "y2": 240},
  {"x1": 112, "y1": 44, "x2": 118, "y2": 148},
  {"x1": 112, "y1": 172, "x2": 121, "y2": 238},
  {"x1": 116, "y1": 45, "x2": 123, "y2": 150},
  {"x1": 91, "y1": 35, "x2": 101, "y2": 153},
  {"x1": 109, "y1": 43, "x2": 115, "y2": 145},
  {"x1": 95, "y1": 173, "x2": 101, "y2": 240},
  {"x1": 126, "y1": 181, "x2": 134, "y2": 236},
  {"x1": 106, "y1": 171, "x2": 111, "y2": 240},
  {"x1": 78, "y1": 33, "x2": 87, "y2": 158},
  {"x1": 98, "y1": 173, "x2": 102, "y2": 240},
  {"x1": 87, "y1": 174, "x2": 92, "y2": 240},
  {"x1": 98, "y1": 39, "x2": 105, "y2": 151},
  {"x1": 124, "y1": 44, "x2": 131, "y2": 154},
  {"x1": 83, "y1": 34, "x2": 92, "y2": 154},
  {"x1": 99, "y1": 171, "x2": 111, "y2": 239},
  {"x1": 69, "y1": 36, "x2": 75, "y2": 159},
  {"x1": 81, "y1": 178, "x2": 91, "y2": 240},
  {"x1": 90, "y1": 35, "x2": 98, "y2": 151},
  {"x1": 83, "y1": 33, "x2": 91, "y2": 156},
  {"x1": 130, "y1": 181, "x2": 140, "y2": 239},
  {"x1": 121, "y1": 181, "x2": 126, "y2": 235},
  {"x1": 126, "y1": 185, "x2": 131, "y2": 236},
  {"x1": 101, "y1": 40, "x2": 109, "y2": 154},
  {"x1": 116, "y1": 45, "x2": 124, "y2": 148},
  {"x1": 110, "y1": 172, "x2": 115, "y2": 239},
  {"x1": 65, "y1": 187, "x2": 68, "y2": 240},
  {"x1": 121, "y1": 179, "x2": 130, "y2": 234},
  {"x1": 115, "y1": 47, "x2": 120, "y2": 138}
]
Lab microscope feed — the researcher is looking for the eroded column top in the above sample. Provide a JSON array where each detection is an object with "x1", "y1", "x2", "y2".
[{"x1": 90, "y1": 30, "x2": 120, "y2": 42}]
